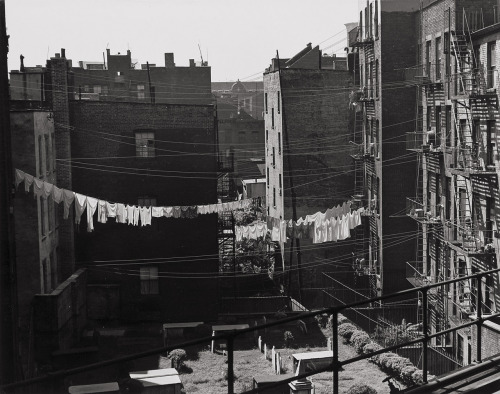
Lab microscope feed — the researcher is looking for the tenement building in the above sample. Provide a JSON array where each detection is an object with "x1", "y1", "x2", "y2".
[
  {"x1": 264, "y1": 43, "x2": 355, "y2": 305},
  {"x1": 404, "y1": 0, "x2": 500, "y2": 367}
]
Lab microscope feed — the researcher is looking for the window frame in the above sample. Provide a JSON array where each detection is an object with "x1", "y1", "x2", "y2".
[
  {"x1": 140, "y1": 266, "x2": 159, "y2": 295},
  {"x1": 135, "y1": 131, "x2": 155, "y2": 157}
]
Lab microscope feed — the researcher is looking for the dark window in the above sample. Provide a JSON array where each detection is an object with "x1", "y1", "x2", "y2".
[
  {"x1": 436, "y1": 37, "x2": 442, "y2": 80},
  {"x1": 375, "y1": 60, "x2": 379, "y2": 98},
  {"x1": 267, "y1": 168, "x2": 269, "y2": 186},
  {"x1": 446, "y1": 106, "x2": 452, "y2": 147},
  {"x1": 140, "y1": 266, "x2": 159, "y2": 295},
  {"x1": 138, "y1": 196, "x2": 157, "y2": 207},
  {"x1": 435, "y1": 106, "x2": 441, "y2": 147},
  {"x1": 271, "y1": 108, "x2": 275, "y2": 128},
  {"x1": 266, "y1": 129, "x2": 268, "y2": 142},
  {"x1": 279, "y1": 174, "x2": 282, "y2": 188},
  {"x1": 38, "y1": 135, "x2": 43, "y2": 177},
  {"x1": 426, "y1": 41, "x2": 432, "y2": 77},
  {"x1": 135, "y1": 131, "x2": 155, "y2": 157},
  {"x1": 427, "y1": 106, "x2": 432, "y2": 132},
  {"x1": 369, "y1": 3, "x2": 373, "y2": 37},
  {"x1": 487, "y1": 120, "x2": 495, "y2": 166},
  {"x1": 277, "y1": 91, "x2": 281, "y2": 114},
  {"x1": 278, "y1": 132, "x2": 281, "y2": 153},
  {"x1": 273, "y1": 187, "x2": 276, "y2": 207},
  {"x1": 265, "y1": 93, "x2": 268, "y2": 113},
  {"x1": 487, "y1": 41, "x2": 497, "y2": 89},
  {"x1": 272, "y1": 147, "x2": 275, "y2": 167},
  {"x1": 446, "y1": 177, "x2": 451, "y2": 220},
  {"x1": 40, "y1": 198, "x2": 46, "y2": 236},
  {"x1": 374, "y1": 0, "x2": 378, "y2": 37}
]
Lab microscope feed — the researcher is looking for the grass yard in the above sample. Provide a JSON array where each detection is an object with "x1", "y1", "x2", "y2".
[{"x1": 159, "y1": 340, "x2": 397, "y2": 393}]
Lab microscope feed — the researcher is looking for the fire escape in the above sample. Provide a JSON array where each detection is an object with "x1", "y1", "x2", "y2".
[
  {"x1": 350, "y1": 25, "x2": 377, "y2": 298},
  {"x1": 217, "y1": 152, "x2": 236, "y2": 275}
]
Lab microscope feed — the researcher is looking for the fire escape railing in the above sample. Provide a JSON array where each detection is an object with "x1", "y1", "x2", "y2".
[{"x1": 3, "y1": 268, "x2": 500, "y2": 394}]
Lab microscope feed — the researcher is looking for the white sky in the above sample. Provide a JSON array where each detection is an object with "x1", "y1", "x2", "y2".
[{"x1": 5, "y1": 0, "x2": 358, "y2": 82}]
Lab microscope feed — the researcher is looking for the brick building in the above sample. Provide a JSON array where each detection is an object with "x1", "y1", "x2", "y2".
[
  {"x1": 348, "y1": 0, "x2": 419, "y2": 302},
  {"x1": 263, "y1": 43, "x2": 354, "y2": 305},
  {"x1": 70, "y1": 49, "x2": 212, "y2": 105},
  {"x1": 404, "y1": 0, "x2": 500, "y2": 367},
  {"x1": 8, "y1": 49, "x2": 219, "y2": 370},
  {"x1": 212, "y1": 80, "x2": 264, "y2": 120}
]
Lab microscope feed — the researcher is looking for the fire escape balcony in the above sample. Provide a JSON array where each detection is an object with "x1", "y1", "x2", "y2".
[
  {"x1": 406, "y1": 197, "x2": 443, "y2": 226},
  {"x1": 448, "y1": 147, "x2": 497, "y2": 177},
  {"x1": 350, "y1": 33, "x2": 374, "y2": 48},
  {"x1": 406, "y1": 261, "x2": 438, "y2": 294},
  {"x1": 406, "y1": 132, "x2": 425, "y2": 153},
  {"x1": 404, "y1": 64, "x2": 431, "y2": 85},
  {"x1": 349, "y1": 141, "x2": 365, "y2": 161},
  {"x1": 443, "y1": 220, "x2": 495, "y2": 256}
]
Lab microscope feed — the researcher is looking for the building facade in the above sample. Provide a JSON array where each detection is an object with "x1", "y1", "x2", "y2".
[
  {"x1": 404, "y1": 0, "x2": 500, "y2": 366},
  {"x1": 348, "y1": 0, "x2": 419, "y2": 301},
  {"x1": 264, "y1": 44, "x2": 355, "y2": 305}
]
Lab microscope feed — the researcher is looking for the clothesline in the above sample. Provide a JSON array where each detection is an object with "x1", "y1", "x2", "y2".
[{"x1": 14, "y1": 169, "x2": 255, "y2": 232}]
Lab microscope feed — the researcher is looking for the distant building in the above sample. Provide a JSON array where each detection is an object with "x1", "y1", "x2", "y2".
[
  {"x1": 70, "y1": 49, "x2": 212, "y2": 105},
  {"x1": 213, "y1": 80, "x2": 264, "y2": 120},
  {"x1": 263, "y1": 43, "x2": 354, "y2": 305}
]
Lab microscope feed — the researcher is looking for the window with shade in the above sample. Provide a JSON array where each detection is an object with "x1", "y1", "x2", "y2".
[
  {"x1": 140, "y1": 266, "x2": 159, "y2": 295},
  {"x1": 135, "y1": 131, "x2": 155, "y2": 157}
]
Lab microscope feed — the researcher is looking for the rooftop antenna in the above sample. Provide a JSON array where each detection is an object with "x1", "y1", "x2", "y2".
[{"x1": 198, "y1": 43, "x2": 204, "y2": 66}]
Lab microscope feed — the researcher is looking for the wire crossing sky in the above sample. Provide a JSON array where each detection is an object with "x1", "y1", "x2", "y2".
[{"x1": 5, "y1": 0, "x2": 358, "y2": 82}]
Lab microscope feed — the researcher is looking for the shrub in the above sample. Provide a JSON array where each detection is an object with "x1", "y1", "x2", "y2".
[
  {"x1": 338, "y1": 323, "x2": 357, "y2": 340},
  {"x1": 387, "y1": 357, "x2": 412, "y2": 374},
  {"x1": 283, "y1": 331, "x2": 294, "y2": 348},
  {"x1": 346, "y1": 383, "x2": 378, "y2": 394},
  {"x1": 377, "y1": 352, "x2": 399, "y2": 371},
  {"x1": 400, "y1": 366, "x2": 418, "y2": 385},
  {"x1": 350, "y1": 330, "x2": 371, "y2": 354},
  {"x1": 412, "y1": 369, "x2": 424, "y2": 385},
  {"x1": 338, "y1": 313, "x2": 349, "y2": 325},
  {"x1": 315, "y1": 313, "x2": 329, "y2": 328},
  {"x1": 363, "y1": 342, "x2": 382, "y2": 357},
  {"x1": 168, "y1": 349, "x2": 187, "y2": 369}
]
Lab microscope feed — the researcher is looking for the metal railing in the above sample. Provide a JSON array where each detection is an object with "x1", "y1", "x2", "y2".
[
  {"x1": 406, "y1": 261, "x2": 434, "y2": 288},
  {"x1": 444, "y1": 219, "x2": 494, "y2": 254},
  {"x1": 3, "y1": 269, "x2": 500, "y2": 394},
  {"x1": 450, "y1": 146, "x2": 496, "y2": 175},
  {"x1": 406, "y1": 197, "x2": 442, "y2": 225}
]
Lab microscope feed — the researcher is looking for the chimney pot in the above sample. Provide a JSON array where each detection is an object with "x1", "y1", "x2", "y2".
[{"x1": 61, "y1": 48, "x2": 66, "y2": 58}]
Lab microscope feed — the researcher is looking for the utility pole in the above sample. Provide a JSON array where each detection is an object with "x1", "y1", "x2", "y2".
[
  {"x1": 0, "y1": 0, "x2": 17, "y2": 383},
  {"x1": 276, "y1": 50, "x2": 303, "y2": 303}
]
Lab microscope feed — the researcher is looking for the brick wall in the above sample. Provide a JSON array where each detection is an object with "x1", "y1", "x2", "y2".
[{"x1": 69, "y1": 101, "x2": 219, "y2": 322}]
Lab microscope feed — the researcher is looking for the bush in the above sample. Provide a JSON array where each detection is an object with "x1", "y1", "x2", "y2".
[
  {"x1": 400, "y1": 366, "x2": 418, "y2": 385},
  {"x1": 346, "y1": 383, "x2": 378, "y2": 394},
  {"x1": 411, "y1": 369, "x2": 424, "y2": 385},
  {"x1": 168, "y1": 349, "x2": 187, "y2": 369},
  {"x1": 338, "y1": 323, "x2": 357, "y2": 340},
  {"x1": 363, "y1": 342, "x2": 382, "y2": 357},
  {"x1": 377, "y1": 352, "x2": 399, "y2": 371},
  {"x1": 328, "y1": 314, "x2": 349, "y2": 330},
  {"x1": 315, "y1": 313, "x2": 329, "y2": 328},
  {"x1": 387, "y1": 357, "x2": 412, "y2": 374},
  {"x1": 283, "y1": 331, "x2": 294, "y2": 348},
  {"x1": 350, "y1": 330, "x2": 371, "y2": 354}
]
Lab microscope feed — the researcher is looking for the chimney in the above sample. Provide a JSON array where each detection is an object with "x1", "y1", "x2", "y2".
[
  {"x1": 165, "y1": 53, "x2": 175, "y2": 68},
  {"x1": 61, "y1": 48, "x2": 65, "y2": 58},
  {"x1": 55, "y1": 53, "x2": 60, "y2": 59},
  {"x1": 189, "y1": 59, "x2": 195, "y2": 67}
]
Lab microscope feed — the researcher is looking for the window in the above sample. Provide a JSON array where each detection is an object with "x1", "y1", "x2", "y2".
[
  {"x1": 369, "y1": 3, "x2": 373, "y2": 37},
  {"x1": 271, "y1": 108, "x2": 275, "y2": 128},
  {"x1": 273, "y1": 187, "x2": 276, "y2": 207},
  {"x1": 435, "y1": 106, "x2": 441, "y2": 147},
  {"x1": 48, "y1": 198, "x2": 54, "y2": 232},
  {"x1": 265, "y1": 93, "x2": 268, "y2": 113},
  {"x1": 40, "y1": 198, "x2": 46, "y2": 236},
  {"x1": 375, "y1": 59, "x2": 379, "y2": 98},
  {"x1": 266, "y1": 129, "x2": 268, "y2": 142},
  {"x1": 44, "y1": 134, "x2": 50, "y2": 173},
  {"x1": 140, "y1": 266, "x2": 159, "y2": 295},
  {"x1": 278, "y1": 132, "x2": 281, "y2": 153},
  {"x1": 374, "y1": 0, "x2": 378, "y2": 37},
  {"x1": 487, "y1": 42, "x2": 497, "y2": 89},
  {"x1": 138, "y1": 196, "x2": 157, "y2": 207},
  {"x1": 426, "y1": 106, "x2": 432, "y2": 132},
  {"x1": 117, "y1": 71, "x2": 124, "y2": 76},
  {"x1": 426, "y1": 41, "x2": 432, "y2": 77},
  {"x1": 487, "y1": 120, "x2": 495, "y2": 166},
  {"x1": 93, "y1": 85, "x2": 102, "y2": 94},
  {"x1": 435, "y1": 37, "x2": 441, "y2": 80},
  {"x1": 272, "y1": 147, "x2": 275, "y2": 167},
  {"x1": 446, "y1": 106, "x2": 452, "y2": 147},
  {"x1": 137, "y1": 84, "x2": 145, "y2": 100},
  {"x1": 279, "y1": 174, "x2": 282, "y2": 189},
  {"x1": 135, "y1": 131, "x2": 155, "y2": 157},
  {"x1": 446, "y1": 177, "x2": 451, "y2": 220},
  {"x1": 277, "y1": 91, "x2": 281, "y2": 114},
  {"x1": 38, "y1": 135, "x2": 43, "y2": 177},
  {"x1": 267, "y1": 167, "x2": 269, "y2": 186}
]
